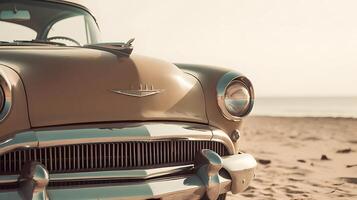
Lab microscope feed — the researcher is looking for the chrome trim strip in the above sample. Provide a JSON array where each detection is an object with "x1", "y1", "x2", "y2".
[
  {"x1": 0, "y1": 131, "x2": 38, "y2": 155},
  {"x1": 0, "y1": 174, "x2": 18, "y2": 184},
  {"x1": 50, "y1": 165, "x2": 194, "y2": 181},
  {"x1": 36, "y1": 123, "x2": 213, "y2": 148},
  {"x1": 211, "y1": 128, "x2": 235, "y2": 154}
]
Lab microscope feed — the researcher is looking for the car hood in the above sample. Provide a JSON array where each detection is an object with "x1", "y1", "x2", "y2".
[{"x1": 0, "y1": 47, "x2": 207, "y2": 127}]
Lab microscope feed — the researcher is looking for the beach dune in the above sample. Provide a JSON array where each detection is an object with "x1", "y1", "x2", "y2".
[{"x1": 228, "y1": 116, "x2": 357, "y2": 199}]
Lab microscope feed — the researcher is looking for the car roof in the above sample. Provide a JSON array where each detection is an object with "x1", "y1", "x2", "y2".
[{"x1": 43, "y1": 0, "x2": 93, "y2": 15}]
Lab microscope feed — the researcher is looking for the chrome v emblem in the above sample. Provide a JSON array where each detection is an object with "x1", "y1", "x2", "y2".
[{"x1": 111, "y1": 84, "x2": 164, "y2": 98}]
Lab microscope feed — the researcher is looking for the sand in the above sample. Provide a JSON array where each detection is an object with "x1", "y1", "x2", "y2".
[{"x1": 227, "y1": 116, "x2": 357, "y2": 200}]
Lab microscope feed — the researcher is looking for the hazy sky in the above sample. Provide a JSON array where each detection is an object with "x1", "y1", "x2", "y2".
[{"x1": 78, "y1": 0, "x2": 356, "y2": 97}]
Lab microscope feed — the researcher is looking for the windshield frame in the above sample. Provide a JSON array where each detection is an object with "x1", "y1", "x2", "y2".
[
  {"x1": 0, "y1": 0, "x2": 101, "y2": 46},
  {"x1": 43, "y1": 0, "x2": 100, "y2": 30}
]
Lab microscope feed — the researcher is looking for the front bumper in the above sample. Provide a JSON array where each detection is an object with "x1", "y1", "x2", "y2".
[{"x1": 0, "y1": 152, "x2": 256, "y2": 200}]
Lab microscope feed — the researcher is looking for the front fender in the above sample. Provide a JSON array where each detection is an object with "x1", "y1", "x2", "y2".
[
  {"x1": 176, "y1": 63, "x2": 254, "y2": 153},
  {"x1": 0, "y1": 64, "x2": 31, "y2": 141}
]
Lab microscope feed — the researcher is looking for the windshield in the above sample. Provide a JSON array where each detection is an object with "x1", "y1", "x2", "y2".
[{"x1": 0, "y1": 0, "x2": 101, "y2": 46}]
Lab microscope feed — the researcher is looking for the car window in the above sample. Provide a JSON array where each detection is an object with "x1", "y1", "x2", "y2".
[
  {"x1": 0, "y1": 21, "x2": 37, "y2": 42},
  {"x1": 47, "y1": 15, "x2": 88, "y2": 46}
]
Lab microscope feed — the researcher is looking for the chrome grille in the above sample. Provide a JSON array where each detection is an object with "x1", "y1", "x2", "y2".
[{"x1": 0, "y1": 140, "x2": 228, "y2": 175}]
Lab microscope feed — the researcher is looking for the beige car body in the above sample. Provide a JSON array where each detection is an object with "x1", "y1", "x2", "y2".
[{"x1": 0, "y1": 1, "x2": 256, "y2": 200}]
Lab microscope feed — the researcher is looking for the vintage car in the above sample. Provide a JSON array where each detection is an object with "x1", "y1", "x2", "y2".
[{"x1": 0, "y1": 0, "x2": 256, "y2": 199}]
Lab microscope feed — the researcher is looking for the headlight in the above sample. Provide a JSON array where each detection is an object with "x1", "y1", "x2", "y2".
[
  {"x1": 217, "y1": 72, "x2": 254, "y2": 121},
  {"x1": 0, "y1": 73, "x2": 11, "y2": 122},
  {"x1": 224, "y1": 80, "x2": 250, "y2": 116}
]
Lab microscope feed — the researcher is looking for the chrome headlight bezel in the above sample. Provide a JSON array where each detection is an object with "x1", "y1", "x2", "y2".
[
  {"x1": 217, "y1": 72, "x2": 254, "y2": 121},
  {"x1": 0, "y1": 72, "x2": 12, "y2": 122},
  {"x1": 0, "y1": 85, "x2": 4, "y2": 111}
]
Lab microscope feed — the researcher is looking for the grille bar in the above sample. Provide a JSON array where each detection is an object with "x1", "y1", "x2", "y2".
[{"x1": 0, "y1": 140, "x2": 228, "y2": 175}]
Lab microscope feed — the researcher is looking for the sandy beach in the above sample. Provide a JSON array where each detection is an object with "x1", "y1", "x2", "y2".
[{"x1": 228, "y1": 116, "x2": 357, "y2": 200}]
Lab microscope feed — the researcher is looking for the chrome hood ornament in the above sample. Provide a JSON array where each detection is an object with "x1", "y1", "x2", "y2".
[{"x1": 111, "y1": 84, "x2": 164, "y2": 98}]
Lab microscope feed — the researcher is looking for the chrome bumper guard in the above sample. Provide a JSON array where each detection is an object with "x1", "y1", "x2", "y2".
[{"x1": 0, "y1": 151, "x2": 256, "y2": 200}]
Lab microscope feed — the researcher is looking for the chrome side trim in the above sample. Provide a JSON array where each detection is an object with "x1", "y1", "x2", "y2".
[{"x1": 0, "y1": 122, "x2": 234, "y2": 156}]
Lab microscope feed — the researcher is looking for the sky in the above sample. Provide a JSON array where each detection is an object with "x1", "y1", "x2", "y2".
[{"x1": 76, "y1": 1, "x2": 356, "y2": 97}]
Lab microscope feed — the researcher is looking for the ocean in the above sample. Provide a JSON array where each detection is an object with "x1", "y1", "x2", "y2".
[{"x1": 251, "y1": 97, "x2": 357, "y2": 118}]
